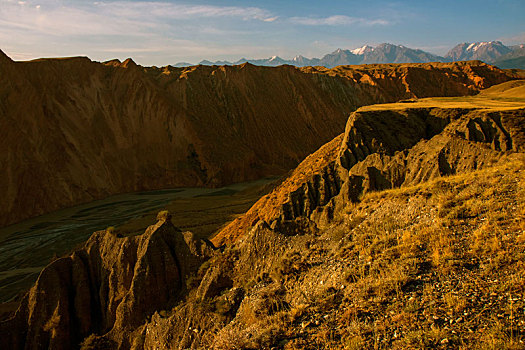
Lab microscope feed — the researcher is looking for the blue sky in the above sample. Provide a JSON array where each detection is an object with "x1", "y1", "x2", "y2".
[{"x1": 1, "y1": 0, "x2": 524, "y2": 65}]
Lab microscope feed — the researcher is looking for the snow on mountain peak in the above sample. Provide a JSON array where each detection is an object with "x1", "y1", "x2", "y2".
[
  {"x1": 467, "y1": 43, "x2": 476, "y2": 51},
  {"x1": 351, "y1": 45, "x2": 374, "y2": 55},
  {"x1": 465, "y1": 41, "x2": 503, "y2": 52}
]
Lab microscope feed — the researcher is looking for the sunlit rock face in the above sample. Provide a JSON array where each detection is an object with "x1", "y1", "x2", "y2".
[{"x1": 0, "y1": 52, "x2": 514, "y2": 227}]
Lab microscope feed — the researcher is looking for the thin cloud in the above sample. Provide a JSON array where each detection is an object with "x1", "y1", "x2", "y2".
[
  {"x1": 94, "y1": 2, "x2": 276, "y2": 21},
  {"x1": 0, "y1": 1, "x2": 277, "y2": 38},
  {"x1": 290, "y1": 15, "x2": 390, "y2": 26}
]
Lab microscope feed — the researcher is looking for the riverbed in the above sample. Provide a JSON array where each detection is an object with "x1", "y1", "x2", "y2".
[{"x1": 0, "y1": 178, "x2": 274, "y2": 303}]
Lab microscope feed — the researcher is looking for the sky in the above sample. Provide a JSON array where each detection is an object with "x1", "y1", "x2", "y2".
[{"x1": 0, "y1": 0, "x2": 524, "y2": 66}]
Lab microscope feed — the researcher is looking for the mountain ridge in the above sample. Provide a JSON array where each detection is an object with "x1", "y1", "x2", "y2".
[
  {"x1": 2, "y1": 82, "x2": 524, "y2": 349},
  {"x1": 0, "y1": 51, "x2": 516, "y2": 228},
  {"x1": 493, "y1": 47, "x2": 525, "y2": 69},
  {"x1": 445, "y1": 41, "x2": 512, "y2": 62},
  {"x1": 0, "y1": 49, "x2": 13, "y2": 63},
  {"x1": 174, "y1": 41, "x2": 525, "y2": 68}
]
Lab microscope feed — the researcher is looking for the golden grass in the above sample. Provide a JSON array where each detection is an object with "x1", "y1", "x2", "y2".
[
  {"x1": 358, "y1": 95, "x2": 525, "y2": 112},
  {"x1": 359, "y1": 79, "x2": 525, "y2": 112},
  {"x1": 324, "y1": 155, "x2": 525, "y2": 348},
  {"x1": 227, "y1": 155, "x2": 525, "y2": 349}
]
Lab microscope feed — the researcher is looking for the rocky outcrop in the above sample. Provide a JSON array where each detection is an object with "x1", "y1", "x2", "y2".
[
  {"x1": 340, "y1": 108, "x2": 524, "y2": 191},
  {"x1": 212, "y1": 106, "x2": 525, "y2": 245},
  {"x1": 0, "y1": 212, "x2": 212, "y2": 350},
  {"x1": 280, "y1": 162, "x2": 342, "y2": 221},
  {"x1": 211, "y1": 134, "x2": 345, "y2": 246},
  {"x1": 337, "y1": 108, "x2": 454, "y2": 170},
  {"x1": 2, "y1": 87, "x2": 524, "y2": 349},
  {"x1": 134, "y1": 153, "x2": 525, "y2": 350},
  {"x1": 0, "y1": 52, "x2": 517, "y2": 227}
]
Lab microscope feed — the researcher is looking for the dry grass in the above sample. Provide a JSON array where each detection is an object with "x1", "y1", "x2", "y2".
[
  {"x1": 209, "y1": 156, "x2": 525, "y2": 349},
  {"x1": 140, "y1": 154, "x2": 524, "y2": 349},
  {"x1": 324, "y1": 156, "x2": 525, "y2": 349},
  {"x1": 358, "y1": 79, "x2": 525, "y2": 112}
]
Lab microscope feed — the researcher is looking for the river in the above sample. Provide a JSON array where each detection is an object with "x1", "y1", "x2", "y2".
[{"x1": 0, "y1": 178, "x2": 273, "y2": 303}]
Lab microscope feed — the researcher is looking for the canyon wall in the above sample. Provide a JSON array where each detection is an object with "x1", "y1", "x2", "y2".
[
  {"x1": 0, "y1": 51, "x2": 514, "y2": 227},
  {"x1": 3, "y1": 101, "x2": 523, "y2": 349}
]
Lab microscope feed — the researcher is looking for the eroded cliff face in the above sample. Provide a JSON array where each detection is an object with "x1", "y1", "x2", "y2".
[
  {"x1": 2, "y1": 94, "x2": 524, "y2": 349},
  {"x1": 130, "y1": 106, "x2": 525, "y2": 349},
  {"x1": 0, "y1": 212, "x2": 212, "y2": 350},
  {"x1": 212, "y1": 106, "x2": 525, "y2": 246},
  {"x1": 0, "y1": 50, "x2": 516, "y2": 227}
]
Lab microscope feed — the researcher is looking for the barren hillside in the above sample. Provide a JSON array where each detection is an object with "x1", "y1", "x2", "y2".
[
  {"x1": 2, "y1": 82, "x2": 524, "y2": 349},
  {"x1": 0, "y1": 52, "x2": 515, "y2": 227}
]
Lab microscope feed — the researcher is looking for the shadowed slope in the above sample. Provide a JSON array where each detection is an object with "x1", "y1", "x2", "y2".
[
  {"x1": 2, "y1": 82, "x2": 524, "y2": 349},
  {"x1": 479, "y1": 79, "x2": 525, "y2": 98},
  {"x1": 0, "y1": 213, "x2": 211, "y2": 350},
  {"x1": 212, "y1": 87, "x2": 525, "y2": 246},
  {"x1": 0, "y1": 54, "x2": 516, "y2": 227}
]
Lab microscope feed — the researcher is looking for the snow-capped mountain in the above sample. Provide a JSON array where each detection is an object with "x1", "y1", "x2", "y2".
[
  {"x1": 358, "y1": 43, "x2": 445, "y2": 64},
  {"x1": 188, "y1": 44, "x2": 443, "y2": 68},
  {"x1": 317, "y1": 48, "x2": 361, "y2": 67},
  {"x1": 290, "y1": 55, "x2": 321, "y2": 66},
  {"x1": 445, "y1": 41, "x2": 512, "y2": 62},
  {"x1": 351, "y1": 45, "x2": 374, "y2": 55},
  {"x1": 315, "y1": 44, "x2": 445, "y2": 66},
  {"x1": 250, "y1": 55, "x2": 289, "y2": 66},
  {"x1": 177, "y1": 41, "x2": 524, "y2": 68}
]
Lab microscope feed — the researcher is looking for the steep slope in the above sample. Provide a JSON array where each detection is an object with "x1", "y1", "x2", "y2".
[
  {"x1": 2, "y1": 83, "x2": 524, "y2": 349},
  {"x1": 213, "y1": 103, "x2": 525, "y2": 246},
  {"x1": 213, "y1": 82, "x2": 525, "y2": 247},
  {"x1": 0, "y1": 54, "x2": 514, "y2": 227},
  {"x1": 0, "y1": 212, "x2": 212, "y2": 349},
  {"x1": 153, "y1": 155, "x2": 524, "y2": 350},
  {"x1": 143, "y1": 93, "x2": 524, "y2": 349}
]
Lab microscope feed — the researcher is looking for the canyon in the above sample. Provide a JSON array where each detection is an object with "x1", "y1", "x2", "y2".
[
  {"x1": 1, "y1": 66, "x2": 523, "y2": 348},
  {"x1": 0, "y1": 51, "x2": 515, "y2": 228}
]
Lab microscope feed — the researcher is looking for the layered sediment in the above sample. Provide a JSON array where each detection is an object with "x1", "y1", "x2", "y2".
[
  {"x1": 1, "y1": 55, "x2": 524, "y2": 349},
  {"x1": 0, "y1": 51, "x2": 515, "y2": 227},
  {"x1": 1, "y1": 213, "x2": 212, "y2": 349},
  {"x1": 213, "y1": 104, "x2": 525, "y2": 245}
]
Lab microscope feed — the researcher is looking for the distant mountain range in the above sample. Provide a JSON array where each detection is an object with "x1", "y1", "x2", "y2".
[
  {"x1": 493, "y1": 46, "x2": 525, "y2": 69},
  {"x1": 174, "y1": 41, "x2": 525, "y2": 69},
  {"x1": 445, "y1": 41, "x2": 512, "y2": 61}
]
